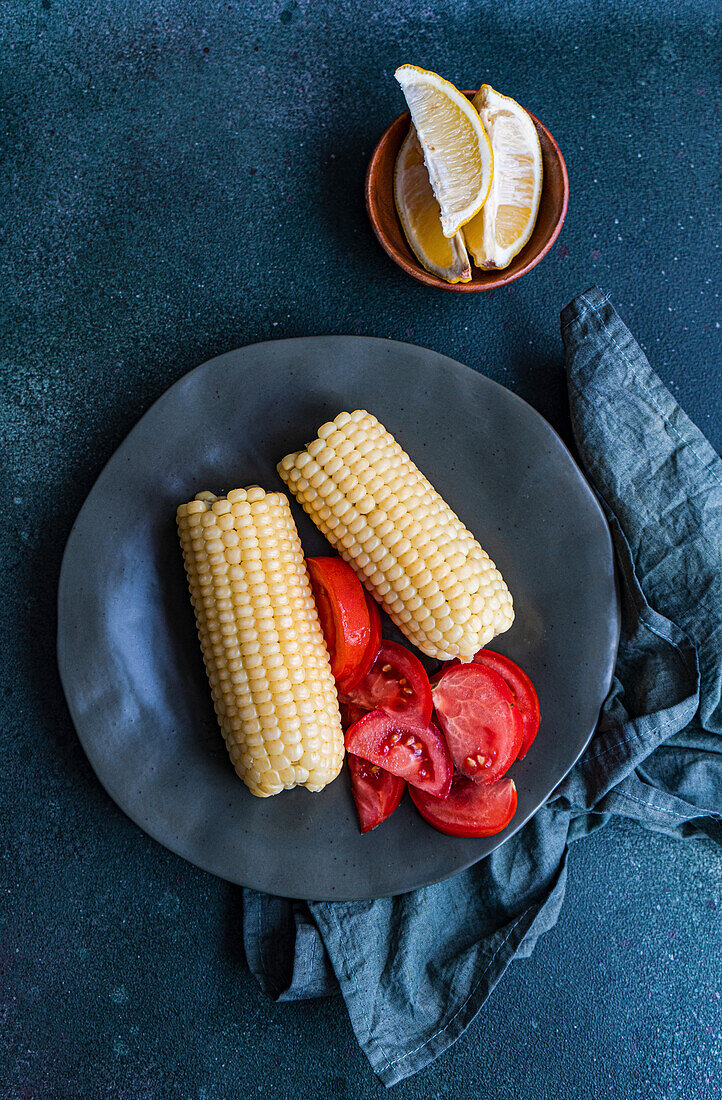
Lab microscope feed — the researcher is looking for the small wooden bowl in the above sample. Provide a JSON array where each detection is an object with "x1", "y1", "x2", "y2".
[{"x1": 365, "y1": 93, "x2": 569, "y2": 291}]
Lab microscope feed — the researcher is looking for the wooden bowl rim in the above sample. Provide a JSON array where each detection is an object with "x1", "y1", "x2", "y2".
[{"x1": 365, "y1": 91, "x2": 569, "y2": 292}]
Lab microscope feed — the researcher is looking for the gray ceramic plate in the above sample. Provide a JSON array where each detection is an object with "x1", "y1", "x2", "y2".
[{"x1": 58, "y1": 337, "x2": 619, "y2": 901}]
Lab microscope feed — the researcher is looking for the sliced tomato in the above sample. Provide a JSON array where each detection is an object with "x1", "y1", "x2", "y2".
[
  {"x1": 471, "y1": 651, "x2": 541, "y2": 759},
  {"x1": 342, "y1": 640, "x2": 433, "y2": 723},
  {"x1": 306, "y1": 557, "x2": 371, "y2": 689},
  {"x1": 432, "y1": 663, "x2": 523, "y2": 784},
  {"x1": 340, "y1": 700, "x2": 369, "y2": 731},
  {"x1": 340, "y1": 591, "x2": 383, "y2": 693},
  {"x1": 345, "y1": 709, "x2": 452, "y2": 798},
  {"x1": 347, "y1": 754, "x2": 405, "y2": 834},
  {"x1": 409, "y1": 776, "x2": 517, "y2": 837}
]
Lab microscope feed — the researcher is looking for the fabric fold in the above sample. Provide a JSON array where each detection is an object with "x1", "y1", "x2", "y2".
[{"x1": 243, "y1": 287, "x2": 721, "y2": 1085}]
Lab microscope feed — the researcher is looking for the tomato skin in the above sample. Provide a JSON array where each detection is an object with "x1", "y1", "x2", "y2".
[
  {"x1": 432, "y1": 663, "x2": 524, "y2": 784},
  {"x1": 342, "y1": 640, "x2": 433, "y2": 723},
  {"x1": 471, "y1": 651, "x2": 541, "y2": 759},
  {"x1": 409, "y1": 776, "x2": 517, "y2": 837},
  {"x1": 338, "y1": 591, "x2": 382, "y2": 693},
  {"x1": 306, "y1": 557, "x2": 371, "y2": 688},
  {"x1": 347, "y1": 754, "x2": 405, "y2": 833},
  {"x1": 345, "y1": 709, "x2": 453, "y2": 798}
]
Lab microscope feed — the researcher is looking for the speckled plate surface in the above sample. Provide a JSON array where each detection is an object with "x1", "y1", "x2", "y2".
[{"x1": 57, "y1": 337, "x2": 619, "y2": 901}]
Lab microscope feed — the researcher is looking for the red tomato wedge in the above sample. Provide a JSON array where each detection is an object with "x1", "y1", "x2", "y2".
[
  {"x1": 432, "y1": 663, "x2": 524, "y2": 784},
  {"x1": 345, "y1": 709, "x2": 452, "y2": 798},
  {"x1": 470, "y1": 651, "x2": 541, "y2": 759},
  {"x1": 347, "y1": 754, "x2": 405, "y2": 834},
  {"x1": 339, "y1": 700, "x2": 369, "y2": 731},
  {"x1": 409, "y1": 776, "x2": 517, "y2": 837},
  {"x1": 341, "y1": 591, "x2": 383, "y2": 692},
  {"x1": 342, "y1": 640, "x2": 433, "y2": 723},
  {"x1": 306, "y1": 557, "x2": 371, "y2": 690}
]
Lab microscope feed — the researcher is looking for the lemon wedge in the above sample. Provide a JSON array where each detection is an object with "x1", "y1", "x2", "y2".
[
  {"x1": 394, "y1": 127, "x2": 472, "y2": 284},
  {"x1": 462, "y1": 85, "x2": 543, "y2": 270},
  {"x1": 395, "y1": 64, "x2": 493, "y2": 238}
]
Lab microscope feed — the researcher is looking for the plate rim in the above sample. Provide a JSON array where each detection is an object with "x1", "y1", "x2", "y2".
[{"x1": 57, "y1": 335, "x2": 620, "y2": 900}]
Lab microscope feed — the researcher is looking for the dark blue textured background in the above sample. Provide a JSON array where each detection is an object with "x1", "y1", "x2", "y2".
[{"x1": 1, "y1": 1, "x2": 720, "y2": 1097}]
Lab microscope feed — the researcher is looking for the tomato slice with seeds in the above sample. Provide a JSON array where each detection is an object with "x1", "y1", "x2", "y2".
[
  {"x1": 342, "y1": 640, "x2": 433, "y2": 723},
  {"x1": 470, "y1": 651, "x2": 541, "y2": 759},
  {"x1": 443, "y1": 650, "x2": 541, "y2": 760},
  {"x1": 409, "y1": 776, "x2": 517, "y2": 837},
  {"x1": 347, "y1": 754, "x2": 405, "y2": 834},
  {"x1": 432, "y1": 663, "x2": 523, "y2": 784},
  {"x1": 339, "y1": 591, "x2": 382, "y2": 693},
  {"x1": 306, "y1": 557, "x2": 371, "y2": 690},
  {"x1": 345, "y1": 709, "x2": 452, "y2": 798}
]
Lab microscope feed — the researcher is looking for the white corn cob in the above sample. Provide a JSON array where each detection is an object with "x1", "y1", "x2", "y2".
[
  {"x1": 177, "y1": 487, "x2": 344, "y2": 797},
  {"x1": 278, "y1": 411, "x2": 514, "y2": 661}
]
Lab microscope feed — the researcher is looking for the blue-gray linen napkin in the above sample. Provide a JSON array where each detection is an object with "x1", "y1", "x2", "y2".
[{"x1": 243, "y1": 286, "x2": 722, "y2": 1086}]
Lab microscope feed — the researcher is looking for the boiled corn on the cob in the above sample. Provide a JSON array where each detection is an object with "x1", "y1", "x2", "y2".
[
  {"x1": 278, "y1": 411, "x2": 514, "y2": 661},
  {"x1": 177, "y1": 487, "x2": 344, "y2": 797}
]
